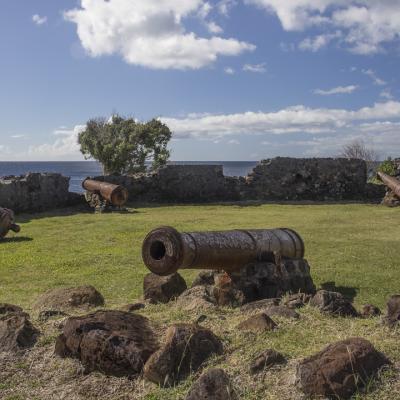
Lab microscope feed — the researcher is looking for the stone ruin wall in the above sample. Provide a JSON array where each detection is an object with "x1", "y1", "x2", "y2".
[
  {"x1": 94, "y1": 157, "x2": 385, "y2": 203},
  {"x1": 0, "y1": 173, "x2": 78, "y2": 213}
]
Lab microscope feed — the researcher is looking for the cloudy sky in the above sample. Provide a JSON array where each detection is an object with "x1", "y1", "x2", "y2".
[{"x1": 1, "y1": 0, "x2": 400, "y2": 161}]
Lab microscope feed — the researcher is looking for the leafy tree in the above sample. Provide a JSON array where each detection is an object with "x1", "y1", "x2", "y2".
[
  {"x1": 377, "y1": 157, "x2": 396, "y2": 176},
  {"x1": 78, "y1": 115, "x2": 172, "y2": 174}
]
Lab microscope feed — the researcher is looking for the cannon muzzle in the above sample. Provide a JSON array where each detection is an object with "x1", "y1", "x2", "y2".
[
  {"x1": 377, "y1": 171, "x2": 400, "y2": 198},
  {"x1": 142, "y1": 226, "x2": 305, "y2": 276},
  {"x1": 82, "y1": 178, "x2": 129, "y2": 207}
]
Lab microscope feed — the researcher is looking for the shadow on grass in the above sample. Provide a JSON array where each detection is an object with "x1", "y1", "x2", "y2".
[
  {"x1": 1, "y1": 236, "x2": 33, "y2": 243},
  {"x1": 321, "y1": 281, "x2": 359, "y2": 302}
]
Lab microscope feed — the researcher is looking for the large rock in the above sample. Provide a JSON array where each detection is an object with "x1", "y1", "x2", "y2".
[
  {"x1": 175, "y1": 285, "x2": 217, "y2": 312},
  {"x1": 383, "y1": 294, "x2": 400, "y2": 327},
  {"x1": 185, "y1": 368, "x2": 238, "y2": 400},
  {"x1": 240, "y1": 298, "x2": 280, "y2": 312},
  {"x1": 35, "y1": 285, "x2": 104, "y2": 310},
  {"x1": 144, "y1": 323, "x2": 223, "y2": 387},
  {"x1": 55, "y1": 310, "x2": 158, "y2": 376},
  {"x1": 296, "y1": 337, "x2": 390, "y2": 399},
  {"x1": 250, "y1": 349, "x2": 286, "y2": 374},
  {"x1": 264, "y1": 305, "x2": 299, "y2": 320},
  {"x1": 143, "y1": 272, "x2": 187, "y2": 304},
  {"x1": 237, "y1": 313, "x2": 277, "y2": 333},
  {"x1": 310, "y1": 290, "x2": 358, "y2": 317},
  {"x1": 0, "y1": 307, "x2": 39, "y2": 352}
]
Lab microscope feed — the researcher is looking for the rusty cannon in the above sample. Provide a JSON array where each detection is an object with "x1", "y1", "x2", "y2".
[
  {"x1": 141, "y1": 226, "x2": 315, "y2": 305},
  {"x1": 0, "y1": 208, "x2": 21, "y2": 239},
  {"x1": 377, "y1": 171, "x2": 400, "y2": 199},
  {"x1": 82, "y1": 178, "x2": 129, "y2": 212}
]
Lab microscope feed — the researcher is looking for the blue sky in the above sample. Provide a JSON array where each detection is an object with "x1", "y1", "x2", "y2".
[{"x1": 0, "y1": 0, "x2": 399, "y2": 161}]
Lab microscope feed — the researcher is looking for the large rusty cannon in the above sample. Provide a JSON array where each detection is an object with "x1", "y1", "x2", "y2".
[
  {"x1": 142, "y1": 226, "x2": 305, "y2": 276},
  {"x1": 82, "y1": 178, "x2": 129, "y2": 211},
  {"x1": 0, "y1": 208, "x2": 20, "y2": 239},
  {"x1": 377, "y1": 171, "x2": 400, "y2": 199}
]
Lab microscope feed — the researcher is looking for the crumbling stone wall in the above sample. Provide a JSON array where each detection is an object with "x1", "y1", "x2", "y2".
[
  {"x1": 94, "y1": 158, "x2": 384, "y2": 203},
  {"x1": 0, "y1": 173, "x2": 77, "y2": 213}
]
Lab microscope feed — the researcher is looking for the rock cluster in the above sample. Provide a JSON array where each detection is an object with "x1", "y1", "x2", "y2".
[{"x1": 310, "y1": 290, "x2": 359, "y2": 317}]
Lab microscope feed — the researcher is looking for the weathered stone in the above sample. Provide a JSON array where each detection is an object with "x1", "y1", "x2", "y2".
[
  {"x1": 191, "y1": 270, "x2": 218, "y2": 287},
  {"x1": 264, "y1": 305, "x2": 299, "y2": 320},
  {"x1": 213, "y1": 273, "x2": 246, "y2": 307},
  {"x1": 310, "y1": 290, "x2": 358, "y2": 317},
  {"x1": 119, "y1": 302, "x2": 146, "y2": 312},
  {"x1": 144, "y1": 323, "x2": 223, "y2": 387},
  {"x1": 250, "y1": 349, "x2": 286, "y2": 374},
  {"x1": 185, "y1": 368, "x2": 238, "y2": 400},
  {"x1": 296, "y1": 337, "x2": 390, "y2": 399},
  {"x1": 383, "y1": 295, "x2": 400, "y2": 327},
  {"x1": 0, "y1": 303, "x2": 23, "y2": 315},
  {"x1": 237, "y1": 313, "x2": 277, "y2": 333},
  {"x1": 143, "y1": 272, "x2": 187, "y2": 304},
  {"x1": 360, "y1": 304, "x2": 381, "y2": 318},
  {"x1": 55, "y1": 310, "x2": 158, "y2": 376},
  {"x1": 35, "y1": 285, "x2": 105, "y2": 310},
  {"x1": 175, "y1": 286, "x2": 217, "y2": 312},
  {"x1": 38, "y1": 310, "x2": 68, "y2": 322},
  {"x1": 0, "y1": 311, "x2": 39, "y2": 352},
  {"x1": 240, "y1": 298, "x2": 280, "y2": 312},
  {"x1": 283, "y1": 293, "x2": 312, "y2": 309}
]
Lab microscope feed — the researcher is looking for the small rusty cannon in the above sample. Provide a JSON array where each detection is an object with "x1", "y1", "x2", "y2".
[
  {"x1": 0, "y1": 208, "x2": 21, "y2": 239},
  {"x1": 142, "y1": 226, "x2": 305, "y2": 276},
  {"x1": 82, "y1": 178, "x2": 129, "y2": 211},
  {"x1": 377, "y1": 171, "x2": 400, "y2": 199}
]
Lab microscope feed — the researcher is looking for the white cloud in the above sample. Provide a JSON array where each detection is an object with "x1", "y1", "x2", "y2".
[
  {"x1": 64, "y1": 0, "x2": 255, "y2": 70},
  {"x1": 243, "y1": 63, "x2": 267, "y2": 73},
  {"x1": 206, "y1": 21, "x2": 223, "y2": 34},
  {"x1": 224, "y1": 67, "x2": 235, "y2": 74},
  {"x1": 380, "y1": 88, "x2": 394, "y2": 100},
  {"x1": 362, "y1": 69, "x2": 387, "y2": 86},
  {"x1": 299, "y1": 31, "x2": 341, "y2": 52},
  {"x1": 228, "y1": 139, "x2": 240, "y2": 144},
  {"x1": 313, "y1": 85, "x2": 358, "y2": 96},
  {"x1": 246, "y1": 0, "x2": 400, "y2": 54},
  {"x1": 10, "y1": 134, "x2": 26, "y2": 139},
  {"x1": 218, "y1": 0, "x2": 237, "y2": 16},
  {"x1": 32, "y1": 14, "x2": 47, "y2": 25}
]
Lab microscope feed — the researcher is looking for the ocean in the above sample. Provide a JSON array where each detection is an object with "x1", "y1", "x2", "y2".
[{"x1": 0, "y1": 161, "x2": 258, "y2": 193}]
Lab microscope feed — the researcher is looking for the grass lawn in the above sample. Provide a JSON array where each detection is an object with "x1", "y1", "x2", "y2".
[{"x1": 0, "y1": 203, "x2": 399, "y2": 399}]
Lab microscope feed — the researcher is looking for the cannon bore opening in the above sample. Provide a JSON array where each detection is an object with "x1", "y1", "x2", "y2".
[{"x1": 150, "y1": 240, "x2": 166, "y2": 261}]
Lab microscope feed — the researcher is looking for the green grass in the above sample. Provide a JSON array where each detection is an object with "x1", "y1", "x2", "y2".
[{"x1": 1, "y1": 203, "x2": 400, "y2": 399}]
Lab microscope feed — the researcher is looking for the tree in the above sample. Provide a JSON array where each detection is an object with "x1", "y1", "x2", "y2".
[
  {"x1": 78, "y1": 115, "x2": 172, "y2": 175},
  {"x1": 339, "y1": 139, "x2": 378, "y2": 172}
]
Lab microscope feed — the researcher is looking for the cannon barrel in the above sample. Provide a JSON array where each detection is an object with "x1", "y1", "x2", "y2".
[
  {"x1": 0, "y1": 208, "x2": 20, "y2": 239},
  {"x1": 377, "y1": 171, "x2": 400, "y2": 198},
  {"x1": 82, "y1": 178, "x2": 128, "y2": 207},
  {"x1": 142, "y1": 226, "x2": 305, "y2": 276}
]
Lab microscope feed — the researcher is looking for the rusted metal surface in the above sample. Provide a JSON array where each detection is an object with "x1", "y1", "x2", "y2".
[
  {"x1": 0, "y1": 208, "x2": 20, "y2": 239},
  {"x1": 142, "y1": 226, "x2": 305, "y2": 276},
  {"x1": 82, "y1": 178, "x2": 129, "y2": 207},
  {"x1": 377, "y1": 171, "x2": 400, "y2": 199}
]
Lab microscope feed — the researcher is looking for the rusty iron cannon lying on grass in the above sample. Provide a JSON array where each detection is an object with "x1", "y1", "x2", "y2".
[
  {"x1": 82, "y1": 178, "x2": 129, "y2": 212},
  {"x1": 142, "y1": 226, "x2": 315, "y2": 306},
  {"x1": 377, "y1": 171, "x2": 400, "y2": 207},
  {"x1": 0, "y1": 208, "x2": 20, "y2": 239}
]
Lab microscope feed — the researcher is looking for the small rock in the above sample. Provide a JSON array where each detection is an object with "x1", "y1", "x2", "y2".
[
  {"x1": 249, "y1": 349, "x2": 286, "y2": 374},
  {"x1": 296, "y1": 337, "x2": 390, "y2": 399},
  {"x1": 143, "y1": 272, "x2": 187, "y2": 304},
  {"x1": 383, "y1": 294, "x2": 400, "y2": 327},
  {"x1": 35, "y1": 285, "x2": 104, "y2": 310},
  {"x1": 175, "y1": 285, "x2": 217, "y2": 311},
  {"x1": 120, "y1": 303, "x2": 146, "y2": 312},
  {"x1": 264, "y1": 305, "x2": 299, "y2": 320},
  {"x1": 144, "y1": 323, "x2": 223, "y2": 387},
  {"x1": 237, "y1": 313, "x2": 277, "y2": 333},
  {"x1": 55, "y1": 310, "x2": 158, "y2": 376},
  {"x1": 185, "y1": 368, "x2": 238, "y2": 400},
  {"x1": 310, "y1": 290, "x2": 358, "y2": 317},
  {"x1": 240, "y1": 298, "x2": 280, "y2": 312},
  {"x1": 195, "y1": 315, "x2": 207, "y2": 324},
  {"x1": 0, "y1": 311, "x2": 39, "y2": 352},
  {"x1": 38, "y1": 310, "x2": 68, "y2": 322},
  {"x1": 191, "y1": 270, "x2": 218, "y2": 287},
  {"x1": 283, "y1": 293, "x2": 311, "y2": 309},
  {"x1": 360, "y1": 304, "x2": 381, "y2": 318},
  {"x1": 0, "y1": 303, "x2": 23, "y2": 315}
]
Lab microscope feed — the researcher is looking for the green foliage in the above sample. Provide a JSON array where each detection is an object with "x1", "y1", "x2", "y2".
[
  {"x1": 377, "y1": 157, "x2": 396, "y2": 176},
  {"x1": 78, "y1": 115, "x2": 172, "y2": 174}
]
